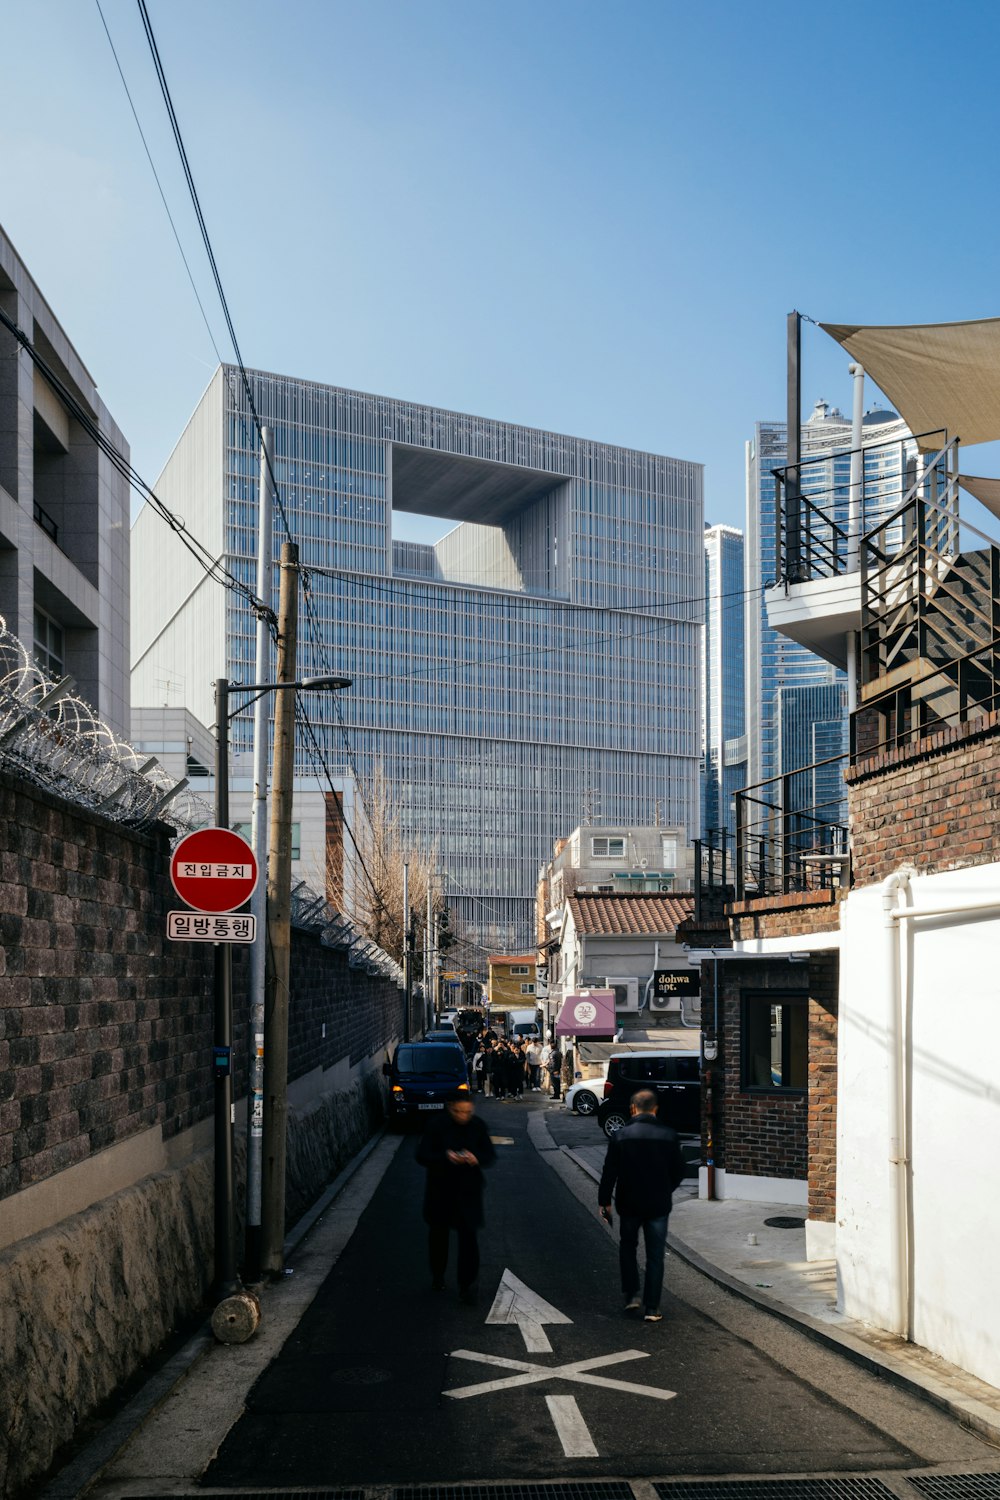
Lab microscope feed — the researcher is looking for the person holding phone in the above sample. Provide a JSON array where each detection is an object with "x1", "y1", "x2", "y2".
[{"x1": 416, "y1": 1098, "x2": 496, "y2": 1302}]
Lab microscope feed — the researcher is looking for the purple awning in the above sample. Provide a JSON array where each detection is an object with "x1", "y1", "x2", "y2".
[{"x1": 555, "y1": 989, "x2": 617, "y2": 1038}]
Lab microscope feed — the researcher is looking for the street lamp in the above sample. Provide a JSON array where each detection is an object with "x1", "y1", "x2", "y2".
[{"x1": 213, "y1": 672, "x2": 351, "y2": 1299}]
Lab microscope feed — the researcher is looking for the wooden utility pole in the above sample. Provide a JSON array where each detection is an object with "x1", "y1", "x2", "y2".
[{"x1": 260, "y1": 542, "x2": 299, "y2": 1277}]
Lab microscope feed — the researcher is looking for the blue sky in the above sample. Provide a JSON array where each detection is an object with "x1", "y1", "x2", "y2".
[{"x1": 3, "y1": 0, "x2": 1000, "y2": 541}]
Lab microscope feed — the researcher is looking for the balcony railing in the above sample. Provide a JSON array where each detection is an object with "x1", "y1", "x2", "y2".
[
  {"x1": 734, "y1": 753, "x2": 850, "y2": 903},
  {"x1": 773, "y1": 429, "x2": 947, "y2": 585}
]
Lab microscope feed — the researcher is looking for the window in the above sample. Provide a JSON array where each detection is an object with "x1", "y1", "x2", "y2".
[
  {"x1": 33, "y1": 608, "x2": 64, "y2": 678},
  {"x1": 591, "y1": 837, "x2": 625, "y2": 860},
  {"x1": 742, "y1": 992, "x2": 807, "y2": 1090},
  {"x1": 520, "y1": 983, "x2": 535, "y2": 995},
  {"x1": 510, "y1": 965, "x2": 530, "y2": 976}
]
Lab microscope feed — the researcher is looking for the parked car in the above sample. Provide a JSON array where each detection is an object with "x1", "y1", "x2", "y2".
[
  {"x1": 564, "y1": 1071, "x2": 608, "y2": 1117},
  {"x1": 383, "y1": 1040, "x2": 470, "y2": 1127},
  {"x1": 596, "y1": 1050, "x2": 701, "y2": 1139}
]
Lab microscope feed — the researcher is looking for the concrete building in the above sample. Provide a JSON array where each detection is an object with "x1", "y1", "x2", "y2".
[
  {"x1": 702, "y1": 523, "x2": 746, "y2": 839},
  {"x1": 130, "y1": 368, "x2": 703, "y2": 953},
  {"x1": 540, "y1": 822, "x2": 695, "y2": 912},
  {"x1": 0, "y1": 223, "x2": 130, "y2": 732}
]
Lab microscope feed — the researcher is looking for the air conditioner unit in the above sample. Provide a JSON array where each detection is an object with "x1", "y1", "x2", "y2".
[
  {"x1": 649, "y1": 988, "x2": 681, "y2": 1013},
  {"x1": 603, "y1": 976, "x2": 639, "y2": 1013}
]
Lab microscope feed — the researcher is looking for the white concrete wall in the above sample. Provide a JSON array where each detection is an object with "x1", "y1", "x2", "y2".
[{"x1": 838, "y1": 862, "x2": 1000, "y2": 1388}]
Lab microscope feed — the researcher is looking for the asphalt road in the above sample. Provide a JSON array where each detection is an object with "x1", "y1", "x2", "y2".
[{"x1": 202, "y1": 1095, "x2": 992, "y2": 1488}]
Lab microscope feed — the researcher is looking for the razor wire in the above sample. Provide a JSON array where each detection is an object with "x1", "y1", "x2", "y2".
[
  {"x1": 290, "y1": 878, "x2": 405, "y2": 988},
  {"x1": 0, "y1": 615, "x2": 210, "y2": 834}
]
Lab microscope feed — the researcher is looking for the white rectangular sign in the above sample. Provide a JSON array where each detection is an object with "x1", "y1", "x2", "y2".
[
  {"x1": 167, "y1": 911, "x2": 257, "y2": 943},
  {"x1": 175, "y1": 861, "x2": 254, "y2": 881}
]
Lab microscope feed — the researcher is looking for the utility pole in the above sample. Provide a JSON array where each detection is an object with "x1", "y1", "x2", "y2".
[
  {"x1": 245, "y1": 426, "x2": 273, "y2": 1282},
  {"x1": 260, "y1": 542, "x2": 298, "y2": 1278},
  {"x1": 213, "y1": 677, "x2": 238, "y2": 1298},
  {"x1": 402, "y1": 861, "x2": 411, "y2": 1042}
]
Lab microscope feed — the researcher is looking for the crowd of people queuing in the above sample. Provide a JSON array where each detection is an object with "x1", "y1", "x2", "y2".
[{"x1": 449, "y1": 1025, "x2": 570, "y2": 1102}]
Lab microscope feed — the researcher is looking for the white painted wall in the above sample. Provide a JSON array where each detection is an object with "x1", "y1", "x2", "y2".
[{"x1": 838, "y1": 862, "x2": 1000, "y2": 1387}]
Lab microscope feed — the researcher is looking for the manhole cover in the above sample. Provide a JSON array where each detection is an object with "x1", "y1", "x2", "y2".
[{"x1": 763, "y1": 1215, "x2": 806, "y2": 1228}]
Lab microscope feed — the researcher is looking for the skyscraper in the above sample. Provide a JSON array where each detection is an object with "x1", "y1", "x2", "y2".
[
  {"x1": 744, "y1": 400, "x2": 915, "y2": 799},
  {"x1": 702, "y1": 524, "x2": 745, "y2": 839},
  {"x1": 131, "y1": 368, "x2": 703, "y2": 952}
]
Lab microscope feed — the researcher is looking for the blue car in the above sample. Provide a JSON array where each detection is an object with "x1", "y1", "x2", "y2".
[{"x1": 383, "y1": 1040, "x2": 471, "y2": 1127}]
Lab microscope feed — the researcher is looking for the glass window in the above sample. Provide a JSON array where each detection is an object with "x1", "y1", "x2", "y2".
[
  {"x1": 520, "y1": 983, "x2": 535, "y2": 995},
  {"x1": 742, "y1": 993, "x2": 807, "y2": 1090},
  {"x1": 33, "y1": 608, "x2": 64, "y2": 678},
  {"x1": 591, "y1": 837, "x2": 625, "y2": 859},
  {"x1": 233, "y1": 821, "x2": 300, "y2": 860}
]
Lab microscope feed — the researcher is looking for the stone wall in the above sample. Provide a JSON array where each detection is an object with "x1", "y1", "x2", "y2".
[
  {"x1": 0, "y1": 769, "x2": 404, "y2": 1499},
  {"x1": 846, "y1": 714, "x2": 1000, "y2": 888},
  {"x1": 0, "y1": 770, "x2": 403, "y2": 1206}
]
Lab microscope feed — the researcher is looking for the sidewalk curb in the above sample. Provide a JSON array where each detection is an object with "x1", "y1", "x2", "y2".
[
  {"x1": 557, "y1": 1143, "x2": 1000, "y2": 1448},
  {"x1": 43, "y1": 1127, "x2": 390, "y2": 1500}
]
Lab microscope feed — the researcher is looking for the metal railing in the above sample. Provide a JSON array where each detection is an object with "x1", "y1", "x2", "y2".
[
  {"x1": 693, "y1": 829, "x2": 735, "y2": 920},
  {"x1": 774, "y1": 429, "x2": 946, "y2": 584},
  {"x1": 734, "y1": 753, "x2": 850, "y2": 902},
  {"x1": 852, "y1": 634, "x2": 1000, "y2": 757}
]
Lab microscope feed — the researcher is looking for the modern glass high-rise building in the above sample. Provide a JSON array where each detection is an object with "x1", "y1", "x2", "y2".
[
  {"x1": 702, "y1": 524, "x2": 745, "y2": 839},
  {"x1": 744, "y1": 400, "x2": 915, "y2": 801},
  {"x1": 131, "y1": 368, "x2": 703, "y2": 952}
]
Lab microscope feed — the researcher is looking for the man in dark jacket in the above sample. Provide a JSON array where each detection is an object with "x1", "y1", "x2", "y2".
[
  {"x1": 598, "y1": 1089, "x2": 685, "y2": 1322},
  {"x1": 416, "y1": 1098, "x2": 496, "y2": 1301}
]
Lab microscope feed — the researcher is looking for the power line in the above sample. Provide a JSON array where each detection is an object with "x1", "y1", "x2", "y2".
[
  {"x1": 0, "y1": 304, "x2": 274, "y2": 627},
  {"x1": 136, "y1": 0, "x2": 294, "y2": 546}
]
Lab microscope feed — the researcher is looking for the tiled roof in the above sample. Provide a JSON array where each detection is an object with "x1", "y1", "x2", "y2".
[
  {"x1": 567, "y1": 892, "x2": 695, "y2": 937},
  {"x1": 487, "y1": 954, "x2": 536, "y2": 966}
]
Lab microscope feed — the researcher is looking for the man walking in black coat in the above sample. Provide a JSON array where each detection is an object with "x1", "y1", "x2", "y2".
[
  {"x1": 416, "y1": 1098, "x2": 496, "y2": 1302},
  {"x1": 598, "y1": 1089, "x2": 685, "y2": 1322}
]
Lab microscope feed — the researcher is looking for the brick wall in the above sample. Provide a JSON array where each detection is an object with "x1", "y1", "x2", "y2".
[
  {"x1": 702, "y1": 953, "x2": 838, "y2": 1190},
  {"x1": 0, "y1": 770, "x2": 403, "y2": 1206},
  {"x1": 807, "y1": 952, "x2": 838, "y2": 1223},
  {"x1": 846, "y1": 715, "x2": 1000, "y2": 888},
  {"x1": 728, "y1": 888, "x2": 843, "y2": 943}
]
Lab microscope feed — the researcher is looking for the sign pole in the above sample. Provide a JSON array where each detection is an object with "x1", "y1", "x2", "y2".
[{"x1": 213, "y1": 677, "x2": 238, "y2": 1298}]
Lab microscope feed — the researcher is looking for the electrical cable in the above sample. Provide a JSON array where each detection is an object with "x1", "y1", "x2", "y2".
[
  {"x1": 135, "y1": 0, "x2": 294, "y2": 546},
  {"x1": 0, "y1": 304, "x2": 274, "y2": 627}
]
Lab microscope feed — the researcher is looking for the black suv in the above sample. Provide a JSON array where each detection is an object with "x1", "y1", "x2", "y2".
[
  {"x1": 596, "y1": 1050, "x2": 701, "y2": 1139},
  {"x1": 383, "y1": 1040, "x2": 470, "y2": 1127}
]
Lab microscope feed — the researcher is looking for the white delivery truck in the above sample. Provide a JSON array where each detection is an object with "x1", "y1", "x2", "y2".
[{"x1": 506, "y1": 1007, "x2": 542, "y2": 1042}]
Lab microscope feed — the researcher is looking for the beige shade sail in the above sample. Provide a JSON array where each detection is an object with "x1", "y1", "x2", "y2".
[
  {"x1": 958, "y1": 473, "x2": 1000, "y2": 525},
  {"x1": 821, "y1": 317, "x2": 1000, "y2": 450}
]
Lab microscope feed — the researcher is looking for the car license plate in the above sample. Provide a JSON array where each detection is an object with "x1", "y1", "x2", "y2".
[{"x1": 418, "y1": 1102, "x2": 444, "y2": 1110}]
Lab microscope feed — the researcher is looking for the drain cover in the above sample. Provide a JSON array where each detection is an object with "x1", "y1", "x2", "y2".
[
  {"x1": 909, "y1": 1478, "x2": 1000, "y2": 1500},
  {"x1": 395, "y1": 1487, "x2": 634, "y2": 1500},
  {"x1": 763, "y1": 1216, "x2": 806, "y2": 1228},
  {"x1": 655, "y1": 1482, "x2": 898, "y2": 1500}
]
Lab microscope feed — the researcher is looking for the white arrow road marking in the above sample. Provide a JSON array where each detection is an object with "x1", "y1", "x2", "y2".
[
  {"x1": 446, "y1": 1346, "x2": 676, "y2": 1402},
  {"x1": 448, "y1": 1272, "x2": 677, "y2": 1459},
  {"x1": 546, "y1": 1395, "x2": 598, "y2": 1458},
  {"x1": 486, "y1": 1268, "x2": 571, "y2": 1353}
]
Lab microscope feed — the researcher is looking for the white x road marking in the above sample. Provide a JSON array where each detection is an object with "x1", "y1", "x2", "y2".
[
  {"x1": 446, "y1": 1346, "x2": 677, "y2": 1402},
  {"x1": 448, "y1": 1270, "x2": 677, "y2": 1458}
]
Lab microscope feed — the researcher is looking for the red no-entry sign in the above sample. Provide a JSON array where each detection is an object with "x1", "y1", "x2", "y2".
[{"x1": 170, "y1": 827, "x2": 259, "y2": 914}]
